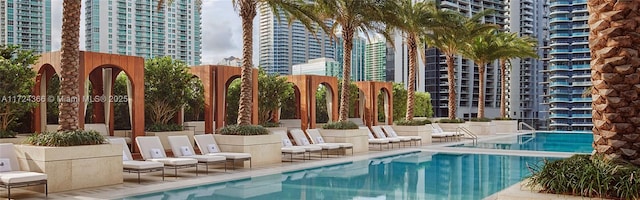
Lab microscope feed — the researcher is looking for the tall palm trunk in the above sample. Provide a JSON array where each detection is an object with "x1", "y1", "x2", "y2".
[
  {"x1": 589, "y1": 0, "x2": 640, "y2": 165},
  {"x1": 477, "y1": 62, "x2": 486, "y2": 119},
  {"x1": 58, "y1": 0, "x2": 81, "y2": 131},
  {"x1": 338, "y1": 27, "x2": 354, "y2": 122},
  {"x1": 236, "y1": 0, "x2": 256, "y2": 126},
  {"x1": 445, "y1": 54, "x2": 457, "y2": 120},
  {"x1": 499, "y1": 59, "x2": 506, "y2": 118},
  {"x1": 405, "y1": 34, "x2": 417, "y2": 121}
]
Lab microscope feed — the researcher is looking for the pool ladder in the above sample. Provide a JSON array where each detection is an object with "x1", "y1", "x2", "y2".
[
  {"x1": 518, "y1": 122, "x2": 536, "y2": 133},
  {"x1": 457, "y1": 127, "x2": 478, "y2": 145}
]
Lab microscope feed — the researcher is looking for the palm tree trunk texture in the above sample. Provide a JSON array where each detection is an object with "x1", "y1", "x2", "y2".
[
  {"x1": 445, "y1": 54, "x2": 457, "y2": 120},
  {"x1": 405, "y1": 34, "x2": 417, "y2": 121},
  {"x1": 236, "y1": 0, "x2": 256, "y2": 126},
  {"x1": 477, "y1": 62, "x2": 486, "y2": 119},
  {"x1": 499, "y1": 59, "x2": 507, "y2": 118},
  {"x1": 58, "y1": 0, "x2": 81, "y2": 131},
  {"x1": 338, "y1": 27, "x2": 354, "y2": 122},
  {"x1": 589, "y1": 0, "x2": 640, "y2": 165}
]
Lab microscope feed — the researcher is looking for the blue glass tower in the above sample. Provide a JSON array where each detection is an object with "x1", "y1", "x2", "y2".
[{"x1": 0, "y1": 0, "x2": 52, "y2": 53}]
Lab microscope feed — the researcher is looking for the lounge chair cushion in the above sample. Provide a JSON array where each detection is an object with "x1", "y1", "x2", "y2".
[
  {"x1": 282, "y1": 139, "x2": 293, "y2": 147},
  {"x1": 207, "y1": 144, "x2": 219, "y2": 153},
  {"x1": 368, "y1": 139, "x2": 389, "y2": 144},
  {"x1": 0, "y1": 171, "x2": 47, "y2": 184},
  {"x1": 207, "y1": 152, "x2": 251, "y2": 160},
  {"x1": 149, "y1": 158, "x2": 197, "y2": 166},
  {"x1": 281, "y1": 147, "x2": 306, "y2": 153},
  {"x1": 315, "y1": 136, "x2": 325, "y2": 144},
  {"x1": 300, "y1": 145, "x2": 323, "y2": 151},
  {"x1": 180, "y1": 146, "x2": 194, "y2": 156},
  {"x1": 0, "y1": 158, "x2": 11, "y2": 172},
  {"x1": 183, "y1": 155, "x2": 226, "y2": 162},
  {"x1": 122, "y1": 150, "x2": 129, "y2": 161},
  {"x1": 123, "y1": 160, "x2": 164, "y2": 170}
]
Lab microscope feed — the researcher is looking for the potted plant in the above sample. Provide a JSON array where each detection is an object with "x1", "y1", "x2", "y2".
[
  {"x1": 393, "y1": 119, "x2": 432, "y2": 144},
  {"x1": 143, "y1": 56, "x2": 196, "y2": 149},
  {"x1": 318, "y1": 121, "x2": 369, "y2": 154},
  {"x1": 468, "y1": 117, "x2": 495, "y2": 135},
  {"x1": 492, "y1": 117, "x2": 518, "y2": 134},
  {"x1": 436, "y1": 118, "x2": 467, "y2": 132},
  {"x1": 0, "y1": 45, "x2": 39, "y2": 144},
  {"x1": 213, "y1": 125, "x2": 281, "y2": 166}
]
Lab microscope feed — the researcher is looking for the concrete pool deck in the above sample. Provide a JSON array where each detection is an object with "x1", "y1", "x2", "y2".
[{"x1": 2, "y1": 132, "x2": 594, "y2": 200}]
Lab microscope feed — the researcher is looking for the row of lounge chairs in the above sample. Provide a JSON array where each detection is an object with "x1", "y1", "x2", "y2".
[
  {"x1": 364, "y1": 125, "x2": 423, "y2": 150},
  {"x1": 112, "y1": 134, "x2": 252, "y2": 183},
  {"x1": 271, "y1": 129, "x2": 354, "y2": 161},
  {"x1": 429, "y1": 124, "x2": 464, "y2": 142}
]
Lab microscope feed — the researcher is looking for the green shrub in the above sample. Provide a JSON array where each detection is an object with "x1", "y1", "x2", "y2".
[
  {"x1": 438, "y1": 119, "x2": 465, "y2": 123},
  {"x1": 494, "y1": 117, "x2": 513, "y2": 120},
  {"x1": 219, "y1": 125, "x2": 269, "y2": 136},
  {"x1": 26, "y1": 130, "x2": 106, "y2": 147},
  {"x1": 470, "y1": 117, "x2": 492, "y2": 122},
  {"x1": 0, "y1": 130, "x2": 16, "y2": 138},
  {"x1": 527, "y1": 154, "x2": 640, "y2": 199},
  {"x1": 322, "y1": 121, "x2": 359, "y2": 129},
  {"x1": 260, "y1": 122, "x2": 280, "y2": 127},
  {"x1": 395, "y1": 119, "x2": 432, "y2": 126},
  {"x1": 146, "y1": 123, "x2": 184, "y2": 132}
]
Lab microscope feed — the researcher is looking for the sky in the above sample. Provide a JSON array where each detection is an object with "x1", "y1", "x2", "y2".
[{"x1": 50, "y1": 0, "x2": 260, "y2": 65}]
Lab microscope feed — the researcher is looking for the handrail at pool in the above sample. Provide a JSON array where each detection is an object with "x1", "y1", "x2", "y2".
[
  {"x1": 518, "y1": 122, "x2": 536, "y2": 132},
  {"x1": 457, "y1": 127, "x2": 478, "y2": 145}
]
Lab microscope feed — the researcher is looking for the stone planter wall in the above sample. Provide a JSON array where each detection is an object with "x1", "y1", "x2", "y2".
[
  {"x1": 14, "y1": 144, "x2": 123, "y2": 193},
  {"x1": 183, "y1": 121, "x2": 206, "y2": 135},
  {"x1": 437, "y1": 123, "x2": 467, "y2": 132},
  {"x1": 145, "y1": 130, "x2": 195, "y2": 150},
  {"x1": 467, "y1": 121, "x2": 496, "y2": 135},
  {"x1": 213, "y1": 134, "x2": 281, "y2": 166},
  {"x1": 492, "y1": 120, "x2": 518, "y2": 134},
  {"x1": 0, "y1": 135, "x2": 29, "y2": 144},
  {"x1": 318, "y1": 129, "x2": 368, "y2": 154},
  {"x1": 265, "y1": 127, "x2": 288, "y2": 134},
  {"x1": 392, "y1": 125, "x2": 432, "y2": 145}
]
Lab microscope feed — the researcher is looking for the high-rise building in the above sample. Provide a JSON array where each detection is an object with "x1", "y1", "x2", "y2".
[
  {"x1": 334, "y1": 33, "x2": 366, "y2": 81},
  {"x1": 505, "y1": 0, "x2": 549, "y2": 128},
  {"x1": 291, "y1": 57, "x2": 341, "y2": 77},
  {"x1": 217, "y1": 56, "x2": 242, "y2": 67},
  {"x1": 365, "y1": 36, "x2": 386, "y2": 81},
  {"x1": 543, "y1": 0, "x2": 591, "y2": 132},
  {"x1": 0, "y1": 0, "x2": 51, "y2": 53},
  {"x1": 258, "y1": 5, "x2": 334, "y2": 75},
  {"x1": 420, "y1": 0, "x2": 508, "y2": 119},
  {"x1": 84, "y1": 0, "x2": 202, "y2": 65}
]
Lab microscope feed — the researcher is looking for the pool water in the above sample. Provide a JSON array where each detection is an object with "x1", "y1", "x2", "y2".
[
  {"x1": 453, "y1": 132, "x2": 593, "y2": 153},
  {"x1": 123, "y1": 152, "x2": 550, "y2": 200}
]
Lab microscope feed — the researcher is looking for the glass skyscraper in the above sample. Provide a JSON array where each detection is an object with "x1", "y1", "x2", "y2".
[
  {"x1": 258, "y1": 5, "x2": 334, "y2": 75},
  {"x1": 543, "y1": 0, "x2": 591, "y2": 132},
  {"x1": 84, "y1": 0, "x2": 202, "y2": 65},
  {"x1": 334, "y1": 33, "x2": 366, "y2": 81},
  {"x1": 365, "y1": 36, "x2": 386, "y2": 81},
  {"x1": 0, "y1": 0, "x2": 51, "y2": 53}
]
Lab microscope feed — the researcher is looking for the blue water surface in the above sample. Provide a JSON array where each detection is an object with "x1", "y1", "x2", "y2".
[
  {"x1": 123, "y1": 152, "x2": 550, "y2": 200},
  {"x1": 453, "y1": 132, "x2": 593, "y2": 153}
]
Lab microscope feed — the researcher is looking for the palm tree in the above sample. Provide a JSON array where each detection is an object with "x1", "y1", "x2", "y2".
[
  {"x1": 383, "y1": 0, "x2": 437, "y2": 121},
  {"x1": 424, "y1": 9, "x2": 496, "y2": 120},
  {"x1": 589, "y1": 0, "x2": 640, "y2": 164},
  {"x1": 299, "y1": 0, "x2": 391, "y2": 122},
  {"x1": 459, "y1": 30, "x2": 513, "y2": 119},
  {"x1": 58, "y1": 0, "x2": 82, "y2": 131},
  {"x1": 231, "y1": 0, "x2": 322, "y2": 125},
  {"x1": 494, "y1": 33, "x2": 537, "y2": 118}
]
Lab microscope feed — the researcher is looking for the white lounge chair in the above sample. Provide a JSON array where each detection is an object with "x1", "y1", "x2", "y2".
[
  {"x1": 0, "y1": 143, "x2": 48, "y2": 199},
  {"x1": 306, "y1": 129, "x2": 354, "y2": 155},
  {"x1": 381, "y1": 125, "x2": 423, "y2": 146},
  {"x1": 272, "y1": 130, "x2": 321, "y2": 160},
  {"x1": 108, "y1": 138, "x2": 164, "y2": 183},
  {"x1": 193, "y1": 134, "x2": 252, "y2": 170},
  {"x1": 289, "y1": 129, "x2": 340, "y2": 158},
  {"x1": 168, "y1": 135, "x2": 227, "y2": 174},
  {"x1": 135, "y1": 136, "x2": 199, "y2": 178},
  {"x1": 361, "y1": 127, "x2": 391, "y2": 150},
  {"x1": 269, "y1": 130, "x2": 306, "y2": 161},
  {"x1": 370, "y1": 126, "x2": 403, "y2": 148},
  {"x1": 432, "y1": 124, "x2": 462, "y2": 142}
]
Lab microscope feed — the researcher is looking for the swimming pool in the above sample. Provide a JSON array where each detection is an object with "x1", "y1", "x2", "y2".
[
  {"x1": 453, "y1": 132, "x2": 593, "y2": 153},
  {"x1": 123, "y1": 152, "x2": 550, "y2": 200}
]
